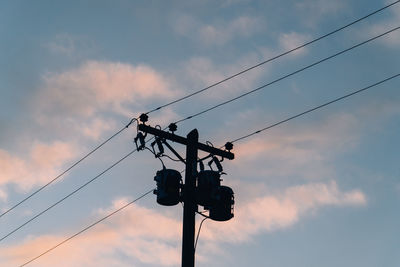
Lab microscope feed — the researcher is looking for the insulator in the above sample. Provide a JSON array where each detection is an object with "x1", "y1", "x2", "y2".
[
  {"x1": 151, "y1": 137, "x2": 164, "y2": 157},
  {"x1": 168, "y1": 123, "x2": 177, "y2": 133},
  {"x1": 196, "y1": 170, "x2": 221, "y2": 208},
  {"x1": 209, "y1": 185, "x2": 234, "y2": 222},
  {"x1": 134, "y1": 132, "x2": 146, "y2": 150},
  {"x1": 154, "y1": 169, "x2": 182, "y2": 206},
  {"x1": 224, "y1": 142, "x2": 233, "y2": 151},
  {"x1": 139, "y1": 113, "x2": 149, "y2": 123},
  {"x1": 208, "y1": 156, "x2": 223, "y2": 172}
]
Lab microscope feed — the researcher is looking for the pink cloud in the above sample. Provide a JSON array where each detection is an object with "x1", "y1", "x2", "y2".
[
  {"x1": 38, "y1": 61, "x2": 177, "y2": 118},
  {"x1": 0, "y1": 181, "x2": 365, "y2": 266},
  {"x1": 0, "y1": 200, "x2": 181, "y2": 267},
  {"x1": 0, "y1": 141, "x2": 78, "y2": 192},
  {"x1": 200, "y1": 181, "x2": 366, "y2": 245}
]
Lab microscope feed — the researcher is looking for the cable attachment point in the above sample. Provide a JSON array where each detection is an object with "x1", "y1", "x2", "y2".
[
  {"x1": 134, "y1": 132, "x2": 147, "y2": 151},
  {"x1": 224, "y1": 142, "x2": 233, "y2": 151},
  {"x1": 139, "y1": 113, "x2": 149, "y2": 124},
  {"x1": 208, "y1": 156, "x2": 224, "y2": 174},
  {"x1": 168, "y1": 123, "x2": 177, "y2": 133},
  {"x1": 126, "y1": 118, "x2": 138, "y2": 128},
  {"x1": 151, "y1": 137, "x2": 165, "y2": 158}
]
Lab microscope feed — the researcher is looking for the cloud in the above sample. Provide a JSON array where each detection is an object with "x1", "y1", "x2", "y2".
[
  {"x1": 278, "y1": 32, "x2": 311, "y2": 56},
  {"x1": 173, "y1": 15, "x2": 265, "y2": 46},
  {"x1": 38, "y1": 61, "x2": 176, "y2": 118},
  {"x1": 295, "y1": 0, "x2": 346, "y2": 27},
  {"x1": 0, "y1": 200, "x2": 182, "y2": 267},
  {"x1": 32, "y1": 60, "x2": 180, "y2": 141},
  {"x1": 368, "y1": 2, "x2": 400, "y2": 47},
  {"x1": 200, "y1": 181, "x2": 366, "y2": 245},
  {"x1": 0, "y1": 181, "x2": 365, "y2": 266},
  {"x1": 0, "y1": 188, "x2": 7, "y2": 202},
  {"x1": 80, "y1": 118, "x2": 116, "y2": 141},
  {"x1": 224, "y1": 111, "x2": 361, "y2": 183},
  {"x1": 178, "y1": 52, "x2": 267, "y2": 101},
  {"x1": 0, "y1": 141, "x2": 78, "y2": 192}
]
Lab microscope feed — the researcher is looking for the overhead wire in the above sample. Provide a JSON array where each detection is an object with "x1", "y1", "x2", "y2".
[
  {"x1": 194, "y1": 217, "x2": 208, "y2": 252},
  {"x1": 2, "y1": 25, "x2": 398, "y2": 242},
  {"x1": 0, "y1": 119, "x2": 136, "y2": 220},
  {"x1": 144, "y1": 0, "x2": 400, "y2": 115},
  {"x1": 18, "y1": 188, "x2": 154, "y2": 267},
  {"x1": 173, "y1": 26, "x2": 400, "y2": 125},
  {"x1": 0, "y1": 148, "x2": 139, "y2": 243},
  {"x1": 229, "y1": 72, "x2": 400, "y2": 144},
  {"x1": 2, "y1": 1, "x2": 397, "y2": 220},
  {"x1": 16, "y1": 72, "x2": 400, "y2": 265}
]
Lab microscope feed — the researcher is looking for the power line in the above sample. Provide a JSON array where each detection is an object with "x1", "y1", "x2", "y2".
[
  {"x1": 18, "y1": 188, "x2": 154, "y2": 267},
  {"x1": 2, "y1": 26, "x2": 397, "y2": 241},
  {"x1": 0, "y1": 119, "x2": 136, "y2": 220},
  {"x1": 16, "y1": 72, "x2": 400, "y2": 265},
  {"x1": 0, "y1": 148, "x2": 138, "y2": 243},
  {"x1": 229, "y1": 72, "x2": 400, "y2": 144},
  {"x1": 173, "y1": 26, "x2": 400, "y2": 125},
  {"x1": 2, "y1": 1, "x2": 397, "y2": 220},
  {"x1": 145, "y1": 0, "x2": 400, "y2": 115}
]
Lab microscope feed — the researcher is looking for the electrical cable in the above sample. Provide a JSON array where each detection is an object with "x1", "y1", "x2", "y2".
[
  {"x1": 2, "y1": 1, "x2": 397, "y2": 220},
  {"x1": 18, "y1": 188, "x2": 154, "y2": 267},
  {"x1": 2, "y1": 24, "x2": 397, "y2": 240},
  {"x1": 0, "y1": 119, "x2": 136, "y2": 220},
  {"x1": 161, "y1": 154, "x2": 183, "y2": 162},
  {"x1": 0, "y1": 148, "x2": 138, "y2": 243},
  {"x1": 194, "y1": 217, "x2": 208, "y2": 252},
  {"x1": 228, "y1": 72, "x2": 400, "y2": 144},
  {"x1": 145, "y1": 0, "x2": 400, "y2": 115},
  {"x1": 173, "y1": 26, "x2": 400, "y2": 125},
  {"x1": 16, "y1": 71, "x2": 400, "y2": 265}
]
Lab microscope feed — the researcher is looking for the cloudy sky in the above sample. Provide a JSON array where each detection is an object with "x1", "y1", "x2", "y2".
[{"x1": 1, "y1": 0, "x2": 399, "y2": 266}]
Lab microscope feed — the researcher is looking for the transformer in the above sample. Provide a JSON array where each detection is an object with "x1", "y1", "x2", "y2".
[
  {"x1": 209, "y1": 186, "x2": 234, "y2": 221},
  {"x1": 154, "y1": 169, "x2": 182, "y2": 206},
  {"x1": 196, "y1": 170, "x2": 221, "y2": 208}
]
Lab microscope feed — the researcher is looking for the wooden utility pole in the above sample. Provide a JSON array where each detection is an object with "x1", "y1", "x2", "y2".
[
  {"x1": 138, "y1": 124, "x2": 234, "y2": 267},
  {"x1": 181, "y1": 129, "x2": 198, "y2": 267}
]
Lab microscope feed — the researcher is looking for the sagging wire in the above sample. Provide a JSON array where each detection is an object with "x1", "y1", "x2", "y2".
[{"x1": 194, "y1": 216, "x2": 209, "y2": 252}]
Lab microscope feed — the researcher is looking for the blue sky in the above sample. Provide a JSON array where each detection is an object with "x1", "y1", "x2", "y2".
[{"x1": 0, "y1": 0, "x2": 399, "y2": 266}]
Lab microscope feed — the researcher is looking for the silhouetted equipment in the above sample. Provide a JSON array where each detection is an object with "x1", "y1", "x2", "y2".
[
  {"x1": 208, "y1": 156, "x2": 223, "y2": 172},
  {"x1": 137, "y1": 122, "x2": 235, "y2": 267},
  {"x1": 151, "y1": 137, "x2": 164, "y2": 157},
  {"x1": 196, "y1": 170, "x2": 221, "y2": 208},
  {"x1": 225, "y1": 142, "x2": 233, "y2": 151},
  {"x1": 139, "y1": 113, "x2": 149, "y2": 123},
  {"x1": 209, "y1": 186, "x2": 234, "y2": 222},
  {"x1": 134, "y1": 132, "x2": 146, "y2": 151},
  {"x1": 154, "y1": 169, "x2": 182, "y2": 206},
  {"x1": 168, "y1": 123, "x2": 178, "y2": 133}
]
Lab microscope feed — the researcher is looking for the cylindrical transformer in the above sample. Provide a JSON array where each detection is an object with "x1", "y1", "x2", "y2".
[
  {"x1": 196, "y1": 170, "x2": 221, "y2": 208},
  {"x1": 154, "y1": 169, "x2": 182, "y2": 206},
  {"x1": 209, "y1": 185, "x2": 234, "y2": 221}
]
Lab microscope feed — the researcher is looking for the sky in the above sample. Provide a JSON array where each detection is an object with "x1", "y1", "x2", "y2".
[{"x1": 0, "y1": 0, "x2": 399, "y2": 266}]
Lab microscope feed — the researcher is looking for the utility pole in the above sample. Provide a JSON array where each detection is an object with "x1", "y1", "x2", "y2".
[
  {"x1": 182, "y1": 129, "x2": 198, "y2": 267},
  {"x1": 138, "y1": 124, "x2": 234, "y2": 267}
]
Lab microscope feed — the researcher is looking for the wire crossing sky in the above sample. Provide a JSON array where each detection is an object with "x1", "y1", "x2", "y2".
[
  {"x1": 16, "y1": 72, "x2": 400, "y2": 266},
  {"x1": 1, "y1": 24, "x2": 396, "y2": 244},
  {"x1": 1, "y1": 0, "x2": 396, "y2": 222},
  {"x1": 0, "y1": 1, "x2": 399, "y2": 267}
]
